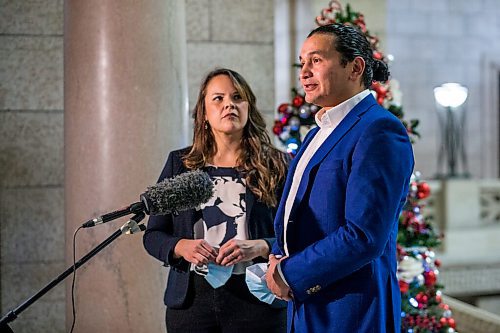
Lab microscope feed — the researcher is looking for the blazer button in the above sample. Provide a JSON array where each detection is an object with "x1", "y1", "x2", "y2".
[{"x1": 306, "y1": 284, "x2": 322, "y2": 295}]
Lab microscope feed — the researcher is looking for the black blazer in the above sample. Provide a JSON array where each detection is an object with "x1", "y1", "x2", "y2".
[{"x1": 143, "y1": 147, "x2": 284, "y2": 308}]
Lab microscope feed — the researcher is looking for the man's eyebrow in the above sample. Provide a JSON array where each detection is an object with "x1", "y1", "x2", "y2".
[{"x1": 299, "y1": 50, "x2": 327, "y2": 61}]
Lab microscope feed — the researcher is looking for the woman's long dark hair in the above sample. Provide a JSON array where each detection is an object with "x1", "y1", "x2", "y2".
[{"x1": 183, "y1": 68, "x2": 287, "y2": 207}]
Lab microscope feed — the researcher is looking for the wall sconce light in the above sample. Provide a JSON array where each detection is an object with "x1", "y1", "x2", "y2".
[{"x1": 434, "y1": 83, "x2": 469, "y2": 178}]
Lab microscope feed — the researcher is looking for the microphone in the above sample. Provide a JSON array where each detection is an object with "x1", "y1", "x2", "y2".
[
  {"x1": 141, "y1": 169, "x2": 214, "y2": 215},
  {"x1": 82, "y1": 170, "x2": 214, "y2": 228}
]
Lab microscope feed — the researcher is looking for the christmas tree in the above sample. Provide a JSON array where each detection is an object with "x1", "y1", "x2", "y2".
[
  {"x1": 398, "y1": 173, "x2": 457, "y2": 332},
  {"x1": 273, "y1": 1, "x2": 458, "y2": 331}
]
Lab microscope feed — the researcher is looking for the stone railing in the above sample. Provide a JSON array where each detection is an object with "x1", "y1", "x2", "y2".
[
  {"x1": 439, "y1": 263, "x2": 500, "y2": 296},
  {"x1": 419, "y1": 179, "x2": 500, "y2": 329},
  {"x1": 422, "y1": 179, "x2": 500, "y2": 229},
  {"x1": 421, "y1": 179, "x2": 500, "y2": 264},
  {"x1": 442, "y1": 295, "x2": 500, "y2": 333},
  {"x1": 480, "y1": 181, "x2": 500, "y2": 226}
]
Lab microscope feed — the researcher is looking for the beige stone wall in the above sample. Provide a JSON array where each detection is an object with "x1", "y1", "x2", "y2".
[
  {"x1": 0, "y1": 0, "x2": 65, "y2": 332},
  {"x1": 0, "y1": 0, "x2": 275, "y2": 332},
  {"x1": 185, "y1": 0, "x2": 276, "y2": 135}
]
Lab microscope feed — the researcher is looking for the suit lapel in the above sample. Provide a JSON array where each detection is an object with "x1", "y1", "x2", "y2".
[
  {"x1": 289, "y1": 94, "x2": 377, "y2": 218},
  {"x1": 274, "y1": 126, "x2": 320, "y2": 245},
  {"x1": 280, "y1": 126, "x2": 320, "y2": 201}
]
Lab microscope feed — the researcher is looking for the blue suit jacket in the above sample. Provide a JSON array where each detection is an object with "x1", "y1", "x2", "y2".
[{"x1": 272, "y1": 94, "x2": 414, "y2": 333}]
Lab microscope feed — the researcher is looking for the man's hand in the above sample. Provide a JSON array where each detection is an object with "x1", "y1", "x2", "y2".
[{"x1": 266, "y1": 254, "x2": 293, "y2": 301}]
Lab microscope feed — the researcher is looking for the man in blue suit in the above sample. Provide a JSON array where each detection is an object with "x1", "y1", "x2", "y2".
[{"x1": 266, "y1": 23, "x2": 414, "y2": 332}]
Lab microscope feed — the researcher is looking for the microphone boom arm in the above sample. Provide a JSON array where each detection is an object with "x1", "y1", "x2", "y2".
[
  {"x1": 81, "y1": 202, "x2": 145, "y2": 228},
  {"x1": 0, "y1": 213, "x2": 146, "y2": 331}
]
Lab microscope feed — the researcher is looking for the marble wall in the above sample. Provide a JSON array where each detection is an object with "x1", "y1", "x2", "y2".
[
  {"x1": 387, "y1": 0, "x2": 500, "y2": 179},
  {"x1": 0, "y1": 0, "x2": 65, "y2": 332},
  {"x1": 185, "y1": 0, "x2": 276, "y2": 135},
  {"x1": 0, "y1": 0, "x2": 275, "y2": 332}
]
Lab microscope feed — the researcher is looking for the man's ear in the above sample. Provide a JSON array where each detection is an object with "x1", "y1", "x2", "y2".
[{"x1": 350, "y1": 56, "x2": 365, "y2": 82}]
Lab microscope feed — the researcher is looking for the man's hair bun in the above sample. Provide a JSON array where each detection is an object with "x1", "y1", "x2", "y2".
[{"x1": 372, "y1": 59, "x2": 390, "y2": 82}]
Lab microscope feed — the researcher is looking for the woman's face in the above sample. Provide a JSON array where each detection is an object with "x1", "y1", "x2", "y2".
[{"x1": 204, "y1": 74, "x2": 249, "y2": 137}]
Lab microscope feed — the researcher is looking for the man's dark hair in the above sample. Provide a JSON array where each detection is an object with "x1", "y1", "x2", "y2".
[{"x1": 308, "y1": 23, "x2": 389, "y2": 88}]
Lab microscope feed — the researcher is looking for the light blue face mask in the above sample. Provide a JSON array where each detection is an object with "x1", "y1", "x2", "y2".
[
  {"x1": 245, "y1": 263, "x2": 286, "y2": 308},
  {"x1": 204, "y1": 263, "x2": 234, "y2": 289},
  {"x1": 245, "y1": 263, "x2": 276, "y2": 304}
]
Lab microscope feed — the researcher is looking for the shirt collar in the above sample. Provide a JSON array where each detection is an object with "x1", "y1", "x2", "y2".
[{"x1": 315, "y1": 89, "x2": 371, "y2": 128}]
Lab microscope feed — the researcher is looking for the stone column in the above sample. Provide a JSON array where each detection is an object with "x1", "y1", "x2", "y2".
[{"x1": 64, "y1": 1, "x2": 188, "y2": 332}]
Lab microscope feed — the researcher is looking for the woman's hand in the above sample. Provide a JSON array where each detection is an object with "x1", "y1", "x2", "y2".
[
  {"x1": 173, "y1": 239, "x2": 218, "y2": 266},
  {"x1": 216, "y1": 239, "x2": 270, "y2": 266}
]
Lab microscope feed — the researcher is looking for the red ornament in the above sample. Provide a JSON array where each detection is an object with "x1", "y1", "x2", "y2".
[
  {"x1": 448, "y1": 318, "x2": 456, "y2": 329},
  {"x1": 292, "y1": 95, "x2": 305, "y2": 107},
  {"x1": 377, "y1": 85, "x2": 387, "y2": 95},
  {"x1": 273, "y1": 122, "x2": 283, "y2": 135},
  {"x1": 280, "y1": 115, "x2": 289, "y2": 125},
  {"x1": 417, "y1": 182, "x2": 431, "y2": 199},
  {"x1": 373, "y1": 51, "x2": 383, "y2": 60},
  {"x1": 278, "y1": 103, "x2": 289, "y2": 114},
  {"x1": 435, "y1": 259, "x2": 442, "y2": 267},
  {"x1": 439, "y1": 303, "x2": 450, "y2": 310},
  {"x1": 424, "y1": 270, "x2": 437, "y2": 287},
  {"x1": 356, "y1": 22, "x2": 367, "y2": 33},
  {"x1": 399, "y1": 280, "x2": 409, "y2": 293},
  {"x1": 371, "y1": 81, "x2": 390, "y2": 106},
  {"x1": 416, "y1": 292, "x2": 428, "y2": 305}
]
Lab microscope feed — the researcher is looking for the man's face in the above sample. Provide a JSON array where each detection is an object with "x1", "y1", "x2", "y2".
[{"x1": 299, "y1": 33, "x2": 353, "y2": 108}]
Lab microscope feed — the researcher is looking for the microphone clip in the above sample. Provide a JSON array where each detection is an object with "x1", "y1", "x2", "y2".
[{"x1": 120, "y1": 212, "x2": 146, "y2": 235}]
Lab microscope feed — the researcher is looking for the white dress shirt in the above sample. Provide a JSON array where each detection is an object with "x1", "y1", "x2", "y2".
[
  {"x1": 277, "y1": 89, "x2": 370, "y2": 286},
  {"x1": 282, "y1": 89, "x2": 370, "y2": 256},
  {"x1": 276, "y1": 89, "x2": 370, "y2": 286}
]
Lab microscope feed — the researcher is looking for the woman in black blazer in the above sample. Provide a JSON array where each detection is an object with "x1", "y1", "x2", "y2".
[{"x1": 143, "y1": 68, "x2": 288, "y2": 333}]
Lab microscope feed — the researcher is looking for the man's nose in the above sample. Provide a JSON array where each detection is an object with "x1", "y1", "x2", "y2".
[{"x1": 300, "y1": 64, "x2": 311, "y2": 80}]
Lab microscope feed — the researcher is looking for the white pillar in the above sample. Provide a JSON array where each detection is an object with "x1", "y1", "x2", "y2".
[{"x1": 64, "y1": 1, "x2": 188, "y2": 331}]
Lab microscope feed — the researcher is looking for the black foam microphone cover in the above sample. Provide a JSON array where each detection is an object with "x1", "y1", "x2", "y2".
[{"x1": 141, "y1": 169, "x2": 214, "y2": 215}]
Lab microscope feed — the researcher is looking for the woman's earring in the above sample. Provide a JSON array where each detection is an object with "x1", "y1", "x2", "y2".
[{"x1": 204, "y1": 121, "x2": 208, "y2": 130}]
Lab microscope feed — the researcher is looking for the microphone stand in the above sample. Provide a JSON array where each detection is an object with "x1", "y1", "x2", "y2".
[{"x1": 0, "y1": 212, "x2": 146, "y2": 332}]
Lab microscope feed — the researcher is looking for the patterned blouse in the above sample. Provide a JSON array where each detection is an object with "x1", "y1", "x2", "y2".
[{"x1": 193, "y1": 166, "x2": 250, "y2": 274}]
